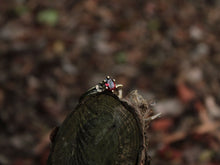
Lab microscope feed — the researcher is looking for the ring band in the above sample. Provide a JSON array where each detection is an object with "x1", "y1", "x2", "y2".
[{"x1": 80, "y1": 76, "x2": 123, "y2": 101}]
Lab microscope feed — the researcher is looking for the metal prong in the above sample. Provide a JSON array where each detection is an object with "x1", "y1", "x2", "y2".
[
  {"x1": 106, "y1": 86, "x2": 109, "y2": 89},
  {"x1": 106, "y1": 76, "x2": 110, "y2": 79},
  {"x1": 103, "y1": 79, "x2": 107, "y2": 82}
]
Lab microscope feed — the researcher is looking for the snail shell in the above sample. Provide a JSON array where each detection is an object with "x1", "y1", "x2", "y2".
[{"x1": 48, "y1": 91, "x2": 150, "y2": 165}]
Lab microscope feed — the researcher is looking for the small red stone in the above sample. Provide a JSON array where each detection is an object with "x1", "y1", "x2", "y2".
[{"x1": 105, "y1": 78, "x2": 116, "y2": 90}]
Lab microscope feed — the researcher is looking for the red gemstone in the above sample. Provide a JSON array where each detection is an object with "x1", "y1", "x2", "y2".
[{"x1": 105, "y1": 78, "x2": 116, "y2": 90}]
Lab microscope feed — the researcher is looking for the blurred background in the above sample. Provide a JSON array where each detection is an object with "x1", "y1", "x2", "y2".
[{"x1": 0, "y1": 0, "x2": 220, "y2": 164}]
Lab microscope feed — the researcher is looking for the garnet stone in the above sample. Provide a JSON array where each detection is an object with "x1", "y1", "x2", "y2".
[{"x1": 105, "y1": 78, "x2": 116, "y2": 91}]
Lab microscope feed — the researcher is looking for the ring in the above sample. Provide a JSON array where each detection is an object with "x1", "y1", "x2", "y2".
[{"x1": 80, "y1": 76, "x2": 123, "y2": 100}]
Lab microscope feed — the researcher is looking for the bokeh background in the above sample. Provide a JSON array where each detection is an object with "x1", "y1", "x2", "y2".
[{"x1": 1, "y1": 0, "x2": 220, "y2": 164}]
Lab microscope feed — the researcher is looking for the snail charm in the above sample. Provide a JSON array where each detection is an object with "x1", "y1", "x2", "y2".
[{"x1": 48, "y1": 76, "x2": 154, "y2": 165}]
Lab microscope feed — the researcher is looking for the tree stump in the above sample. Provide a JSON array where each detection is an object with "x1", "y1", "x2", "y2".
[{"x1": 47, "y1": 90, "x2": 152, "y2": 165}]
